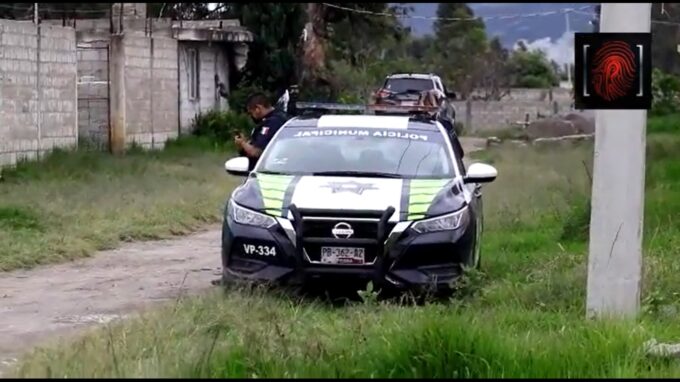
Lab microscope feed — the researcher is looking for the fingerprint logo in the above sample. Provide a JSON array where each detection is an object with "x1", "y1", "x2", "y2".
[{"x1": 590, "y1": 41, "x2": 637, "y2": 102}]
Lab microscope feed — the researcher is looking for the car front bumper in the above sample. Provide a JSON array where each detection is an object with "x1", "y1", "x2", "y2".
[{"x1": 221, "y1": 204, "x2": 475, "y2": 290}]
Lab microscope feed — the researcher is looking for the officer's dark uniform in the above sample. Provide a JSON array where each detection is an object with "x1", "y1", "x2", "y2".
[{"x1": 242, "y1": 108, "x2": 289, "y2": 170}]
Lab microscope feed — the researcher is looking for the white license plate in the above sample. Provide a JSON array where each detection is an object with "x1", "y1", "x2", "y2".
[{"x1": 320, "y1": 247, "x2": 366, "y2": 265}]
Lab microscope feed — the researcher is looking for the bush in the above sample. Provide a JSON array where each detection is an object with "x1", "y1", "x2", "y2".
[
  {"x1": 559, "y1": 197, "x2": 591, "y2": 243},
  {"x1": 651, "y1": 69, "x2": 680, "y2": 116},
  {"x1": 516, "y1": 75, "x2": 552, "y2": 89},
  {"x1": 191, "y1": 110, "x2": 256, "y2": 147},
  {"x1": 647, "y1": 113, "x2": 680, "y2": 135}
]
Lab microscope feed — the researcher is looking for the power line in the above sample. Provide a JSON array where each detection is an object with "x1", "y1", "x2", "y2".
[
  {"x1": 571, "y1": 9, "x2": 680, "y2": 27},
  {"x1": 0, "y1": 3, "x2": 108, "y2": 14},
  {"x1": 322, "y1": 3, "x2": 595, "y2": 23}
]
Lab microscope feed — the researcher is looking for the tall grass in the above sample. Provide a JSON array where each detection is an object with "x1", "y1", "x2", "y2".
[
  {"x1": 0, "y1": 136, "x2": 240, "y2": 271},
  {"x1": 10, "y1": 122, "x2": 680, "y2": 378}
]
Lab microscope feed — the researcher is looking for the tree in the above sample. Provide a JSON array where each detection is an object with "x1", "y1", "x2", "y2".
[
  {"x1": 475, "y1": 37, "x2": 511, "y2": 100},
  {"x1": 431, "y1": 3, "x2": 489, "y2": 97},
  {"x1": 506, "y1": 49, "x2": 559, "y2": 88},
  {"x1": 321, "y1": 3, "x2": 413, "y2": 100},
  {"x1": 591, "y1": 4, "x2": 600, "y2": 32},
  {"x1": 651, "y1": 3, "x2": 680, "y2": 75},
  {"x1": 146, "y1": 3, "x2": 213, "y2": 20},
  {"x1": 222, "y1": 3, "x2": 306, "y2": 95}
]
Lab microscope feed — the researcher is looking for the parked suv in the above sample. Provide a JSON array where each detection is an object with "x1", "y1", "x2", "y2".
[{"x1": 372, "y1": 73, "x2": 456, "y2": 107}]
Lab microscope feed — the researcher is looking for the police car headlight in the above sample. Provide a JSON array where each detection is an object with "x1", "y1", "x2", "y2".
[
  {"x1": 228, "y1": 199, "x2": 277, "y2": 229},
  {"x1": 411, "y1": 207, "x2": 468, "y2": 234}
]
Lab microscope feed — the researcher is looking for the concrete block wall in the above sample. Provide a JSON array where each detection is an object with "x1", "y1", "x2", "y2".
[
  {"x1": 452, "y1": 99, "x2": 573, "y2": 132},
  {"x1": 150, "y1": 35, "x2": 179, "y2": 147},
  {"x1": 76, "y1": 43, "x2": 109, "y2": 147},
  {"x1": 39, "y1": 25, "x2": 78, "y2": 153},
  {"x1": 468, "y1": 87, "x2": 573, "y2": 103},
  {"x1": 501, "y1": 87, "x2": 573, "y2": 103},
  {"x1": 0, "y1": 20, "x2": 77, "y2": 167},
  {"x1": 123, "y1": 31, "x2": 178, "y2": 149}
]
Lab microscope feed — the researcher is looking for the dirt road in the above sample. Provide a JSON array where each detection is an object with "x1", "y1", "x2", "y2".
[
  {"x1": 0, "y1": 138, "x2": 488, "y2": 376},
  {"x1": 0, "y1": 228, "x2": 222, "y2": 376}
]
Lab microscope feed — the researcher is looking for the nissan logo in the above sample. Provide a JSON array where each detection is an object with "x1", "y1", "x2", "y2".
[{"x1": 332, "y1": 222, "x2": 354, "y2": 239}]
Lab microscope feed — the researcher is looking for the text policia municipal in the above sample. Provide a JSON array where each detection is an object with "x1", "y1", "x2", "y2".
[{"x1": 293, "y1": 129, "x2": 430, "y2": 141}]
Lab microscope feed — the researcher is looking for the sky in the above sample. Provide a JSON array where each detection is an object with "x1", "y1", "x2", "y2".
[
  {"x1": 209, "y1": 3, "x2": 595, "y2": 68},
  {"x1": 398, "y1": 3, "x2": 597, "y2": 66}
]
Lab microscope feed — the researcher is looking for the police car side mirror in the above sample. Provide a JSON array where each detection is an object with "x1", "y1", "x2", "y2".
[
  {"x1": 446, "y1": 91, "x2": 457, "y2": 100},
  {"x1": 464, "y1": 163, "x2": 497, "y2": 184},
  {"x1": 225, "y1": 157, "x2": 250, "y2": 176}
]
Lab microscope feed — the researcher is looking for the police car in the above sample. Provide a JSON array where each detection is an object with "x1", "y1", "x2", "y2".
[{"x1": 220, "y1": 103, "x2": 497, "y2": 294}]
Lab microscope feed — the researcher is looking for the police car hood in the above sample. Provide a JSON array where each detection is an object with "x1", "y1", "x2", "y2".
[{"x1": 232, "y1": 173, "x2": 467, "y2": 222}]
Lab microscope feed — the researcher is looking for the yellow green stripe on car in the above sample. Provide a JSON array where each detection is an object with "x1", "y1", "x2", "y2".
[
  {"x1": 406, "y1": 179, "x2": 450, "y2": 220},
  {"x1": 257, "y1": 173, "x2": 294, "y2": 217}
]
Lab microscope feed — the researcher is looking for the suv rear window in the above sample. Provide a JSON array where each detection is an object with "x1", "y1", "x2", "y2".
[{"x1": 383, "y1": 78, "x2": 434, "y2": 93}]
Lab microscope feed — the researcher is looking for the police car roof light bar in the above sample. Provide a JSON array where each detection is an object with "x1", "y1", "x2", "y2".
[
  {"x1": 293, "y1": 101, "x2": 439, "y2": 120},
  {"x1": 293, "y1": 102, "x2": 367, "y2": 118}
]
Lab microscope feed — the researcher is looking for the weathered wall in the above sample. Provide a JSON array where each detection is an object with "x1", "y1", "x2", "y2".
[
  {"x1": 45, "y1": 17, "x2": 238, "y2": 149},
  {"x1": 178, "y1": 41, "x2": 230, "y2": 133},
  {"x1": 76, "y1": 42, "x2": 109, "y2": 148},
  {"x1": 123, "y1": 31, "x2": 179, "y2": 149},
  {"x1": 0, "y1": 20, "x2": 77, "y2": 167},
  {"x1": 453, "y1": 99, "x2": 574, "y2": 132}
]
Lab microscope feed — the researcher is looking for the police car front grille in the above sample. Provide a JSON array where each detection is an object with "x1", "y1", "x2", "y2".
[
  {"x1": 298, "y1": 216, "x2": 397, "y2": 265},
  {"x1": 301, "y1": 218, "x2": 378, "y2": 240}
]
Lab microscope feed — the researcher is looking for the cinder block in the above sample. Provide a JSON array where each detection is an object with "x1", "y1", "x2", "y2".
[{"x1": 0, "y1": 152, "x2": 17, "y2": 167}]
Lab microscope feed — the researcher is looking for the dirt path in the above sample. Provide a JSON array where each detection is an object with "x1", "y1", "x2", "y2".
[
  {"x1": 0, "y1": 228, "x2": 222, "y2": 376},
  {"x1": 0, "y1": 138, "x2": 487, "y2": 376}
]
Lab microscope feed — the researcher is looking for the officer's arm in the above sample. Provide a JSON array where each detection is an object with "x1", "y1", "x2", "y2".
[
  {"x1": 240, "y1": 141, "x2": 263, "y2": 158},
  {"x1": 247, "y1": 122, "x2": 282, "y2": 158}
]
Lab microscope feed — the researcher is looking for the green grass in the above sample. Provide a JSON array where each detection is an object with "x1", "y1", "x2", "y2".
[
  {"x1": 0, "y1": 136, "x2": 240, "y2": 271},
  {"x1": 9, "y1": 123, "x2": 680, "y2": 378}
]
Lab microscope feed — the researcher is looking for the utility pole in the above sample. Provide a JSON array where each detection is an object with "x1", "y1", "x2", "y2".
[
  {"x1": 586, "y1": 3, "x2": 652, "y2": 319},
  {"x1": 565, "y1": 10, "x2": 572, "y2": 88},
  {"x1": 33, "y1": 3, "x2": 38, "y2": 24}
]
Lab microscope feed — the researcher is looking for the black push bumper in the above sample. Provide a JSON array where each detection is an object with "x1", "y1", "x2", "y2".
[{"x1": 222, "y1": 204, "x2": 468, "y2": 290}]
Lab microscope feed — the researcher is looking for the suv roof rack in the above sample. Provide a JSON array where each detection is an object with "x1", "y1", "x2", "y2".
[{"x1": 293, "y1": 101, "x2": 440, "y2": 121}]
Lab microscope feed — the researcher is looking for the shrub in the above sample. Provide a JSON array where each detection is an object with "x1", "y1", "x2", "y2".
[
  {"x1": 559, "y1": 197, "x2": 591, "y2": 243},
  {"x1": 647, "y1": 113, "x2": 680, "y2": 135},
  {"x1": 191, "y1": 110, "x2": 256, "y2": 147},
  {"x1": 651, "y1": 69, "x2": 680, "y2": 116}
]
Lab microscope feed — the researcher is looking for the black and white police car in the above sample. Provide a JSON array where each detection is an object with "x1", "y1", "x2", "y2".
[{"x1": 220, "y1": 103, "x2": 497, "y2": 293}]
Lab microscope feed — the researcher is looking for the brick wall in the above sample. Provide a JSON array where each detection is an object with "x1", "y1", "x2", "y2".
[{"x1": 0, "y1": 20, "x2": 77, "y2": 167}]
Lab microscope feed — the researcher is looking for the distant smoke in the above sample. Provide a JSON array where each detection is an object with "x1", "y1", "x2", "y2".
[{"x1": 514, "y1": 31, "x2": 575, "y2": 67}]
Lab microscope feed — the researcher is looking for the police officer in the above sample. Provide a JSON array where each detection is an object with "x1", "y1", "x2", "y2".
[{"x1": 234, "y1": 92, "x2": 289, "y2": 170}]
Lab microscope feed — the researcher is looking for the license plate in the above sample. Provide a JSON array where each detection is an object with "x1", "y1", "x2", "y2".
[{"x1": 320, "y1": 247, "x2": 365, "y2": 265}]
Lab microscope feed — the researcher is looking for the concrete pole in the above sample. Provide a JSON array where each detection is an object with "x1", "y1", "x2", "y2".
[
  {"x1": 565, "y1": 11, "x2": 572, "y2": 88},
  {"x1": 586, "y1": 3, "x2": 652, "y2": 319},
  {"x1": 109, "y1": 35, "x2": 126, "y2": 155}
]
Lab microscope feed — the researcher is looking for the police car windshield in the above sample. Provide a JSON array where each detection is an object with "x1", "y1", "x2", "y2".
[{"x1": 256, "y1": 126, "x2": 455, "y2": 179}]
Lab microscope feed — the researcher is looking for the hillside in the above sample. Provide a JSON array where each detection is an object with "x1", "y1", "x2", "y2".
[{"x1": 401, "y1": 3, "x2": 596, "y2": 47}]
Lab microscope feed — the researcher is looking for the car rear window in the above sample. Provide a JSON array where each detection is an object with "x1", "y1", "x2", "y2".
[{"x1": 384, "y1": 78, "x2": 434, "y2": 93}]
